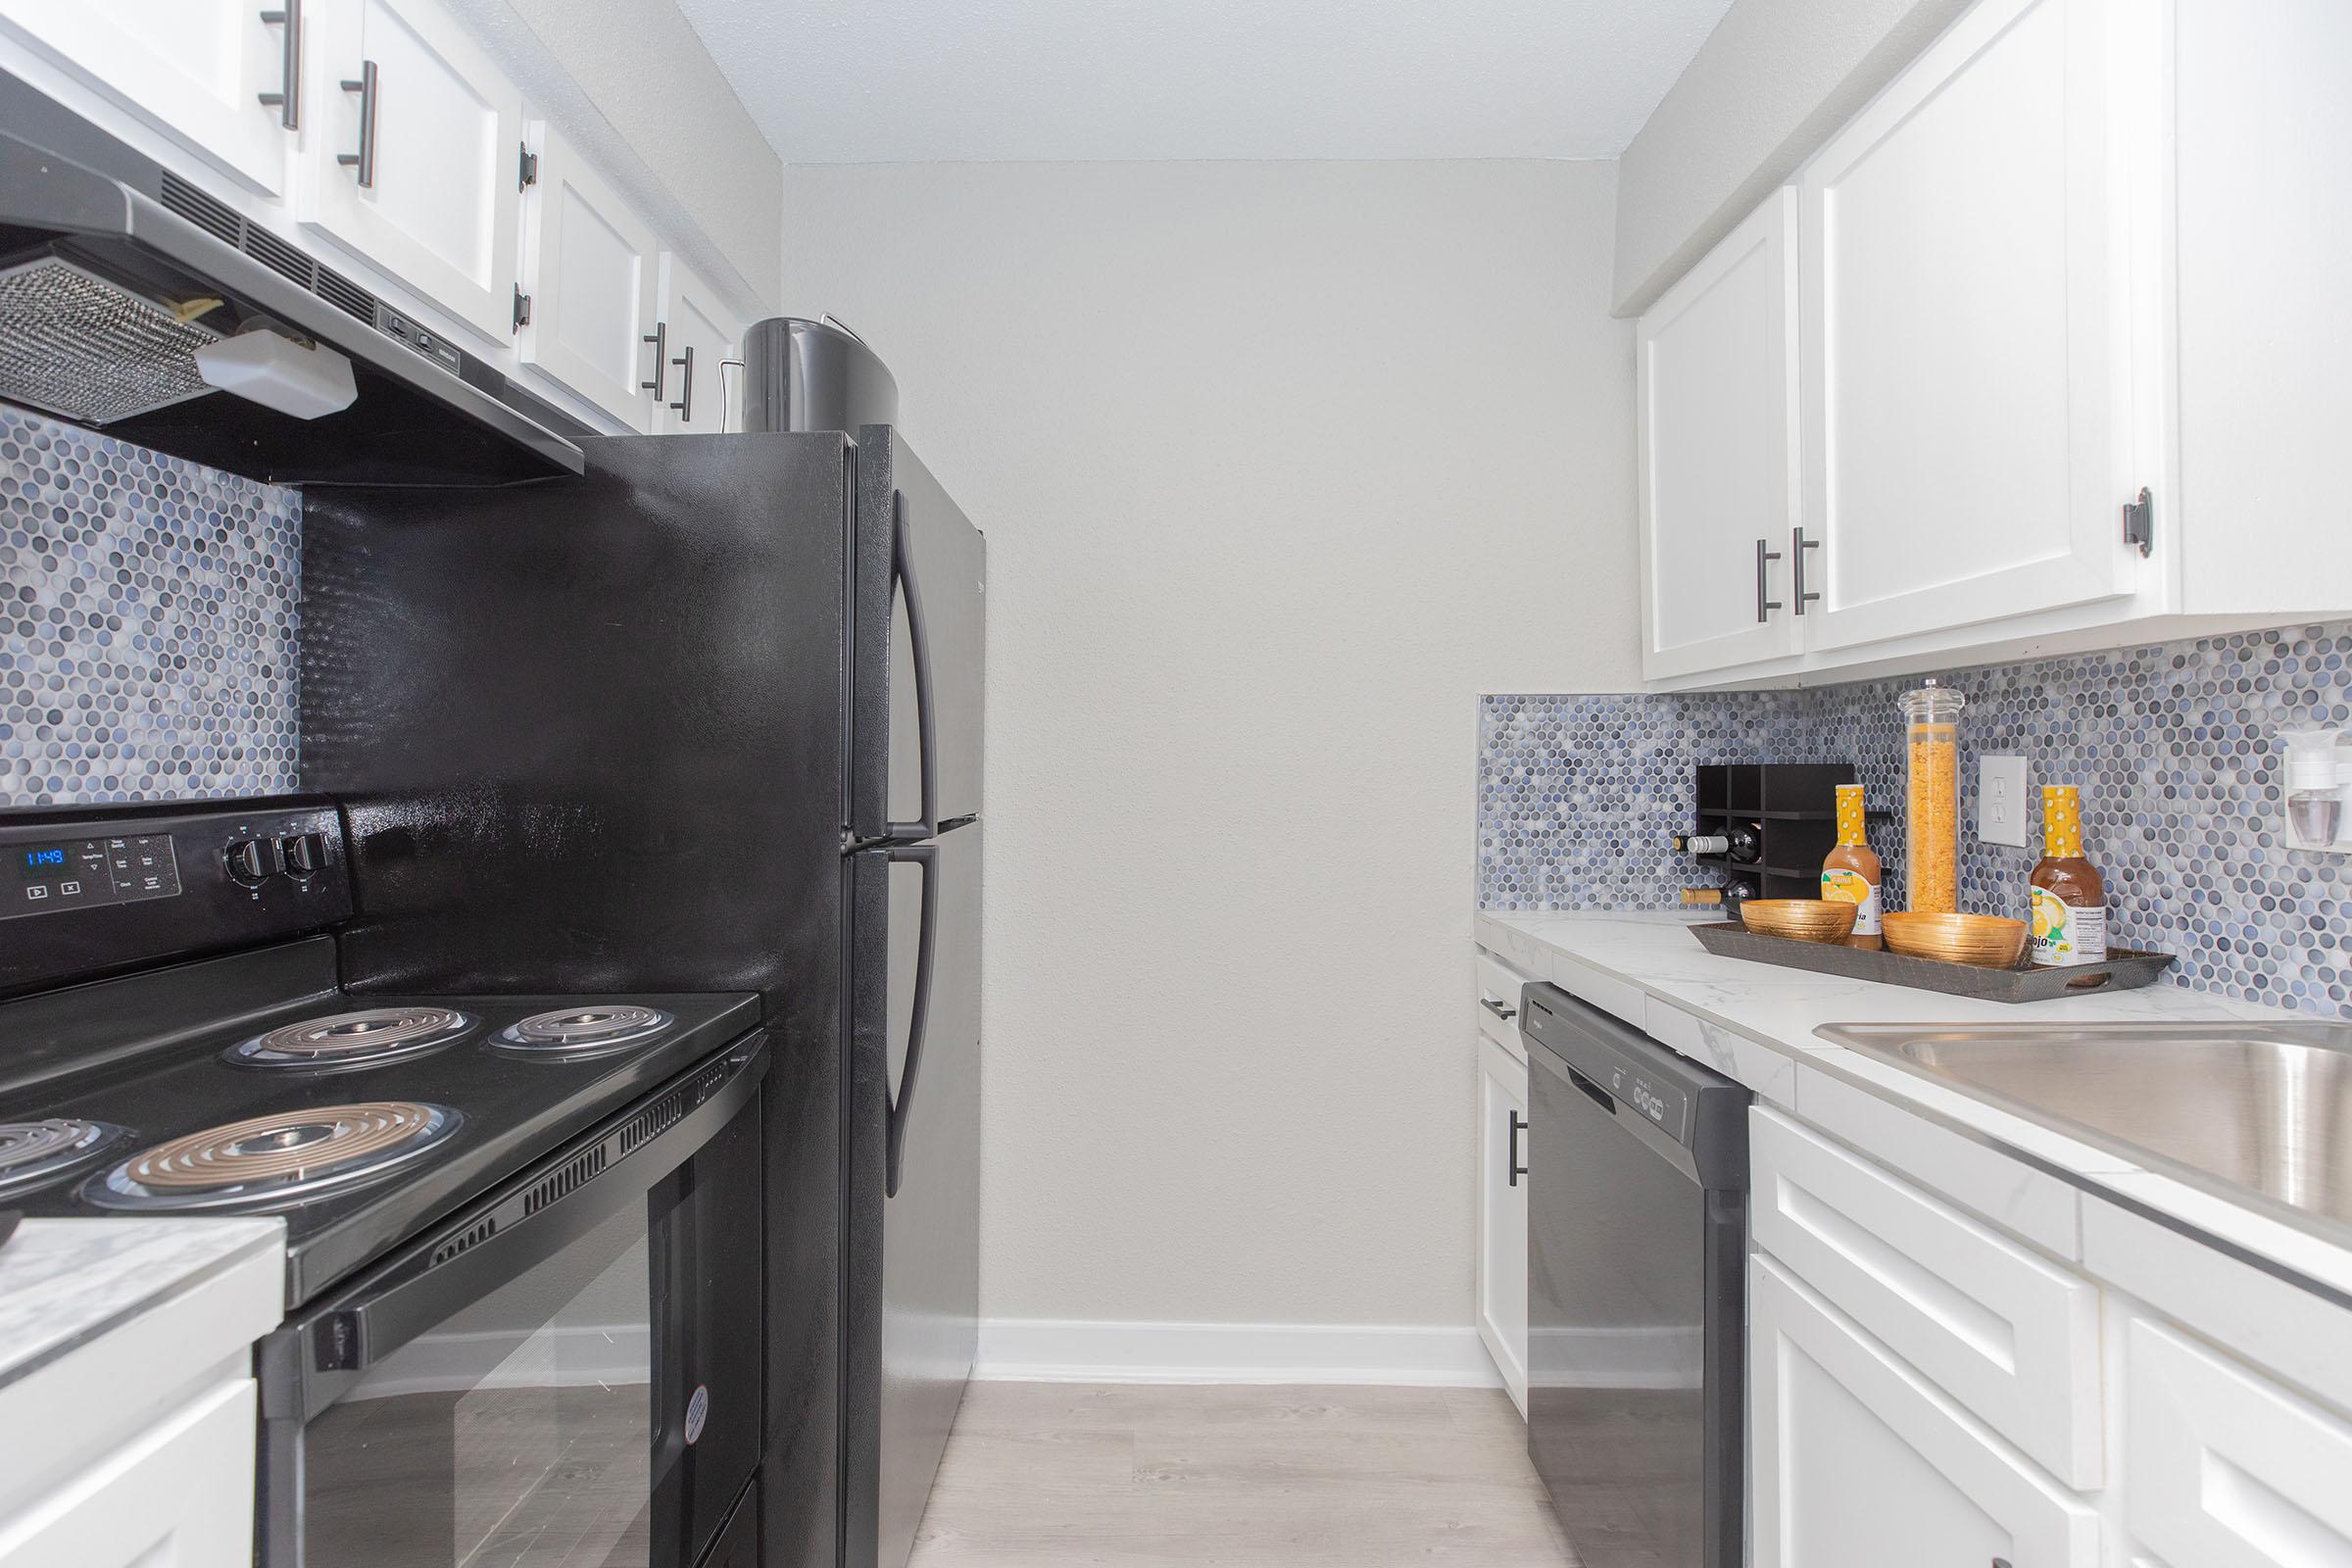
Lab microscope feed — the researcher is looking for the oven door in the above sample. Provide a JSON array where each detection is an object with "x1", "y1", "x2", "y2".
[{"x1": 259, "y1": 1037, "x2": 767, "y2": 1568}]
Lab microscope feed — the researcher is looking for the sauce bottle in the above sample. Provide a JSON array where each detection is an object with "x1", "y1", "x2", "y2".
[
  {"x1": 2030, "y1": 785, "x2": 2107, "y2": 966},
  {"x1": 1820, "y1": 784, "x2": 1883, "y2": 950}
]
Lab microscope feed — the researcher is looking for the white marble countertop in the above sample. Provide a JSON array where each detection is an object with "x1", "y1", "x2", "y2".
[
  {"x1": 1475, "y1": 908, "x2": 2352, "y2": 1297},
  {"x1": 0, "y1": 1217, "x2": 283, "y2": 1391}
]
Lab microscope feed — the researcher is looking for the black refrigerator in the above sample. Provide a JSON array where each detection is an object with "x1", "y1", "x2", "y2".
[{"x1": 299, "y1": 414, "x2": 984, "y2": 1568}]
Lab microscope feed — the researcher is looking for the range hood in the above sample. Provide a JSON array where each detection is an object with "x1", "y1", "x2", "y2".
[{"x1": 0, "y1": 73, "x2": 584, "y2": 487}]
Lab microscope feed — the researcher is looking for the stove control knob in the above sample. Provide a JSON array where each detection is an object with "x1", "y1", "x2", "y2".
[
  {"x1": 279, "y1": 832, "x2": 326, "y2": 879},
  {"x1": 224, "y1": 838, "x2": 275, "y2": 887}
]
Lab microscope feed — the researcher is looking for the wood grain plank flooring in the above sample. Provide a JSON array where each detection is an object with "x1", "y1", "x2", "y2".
[{"x1": 909, "y1": 1384, "x2": 1578, "y2": 1567}]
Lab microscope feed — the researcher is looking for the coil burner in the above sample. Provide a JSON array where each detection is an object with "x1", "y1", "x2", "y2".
[
  {"x1": 493, "y1": 1005, "x2": 675, "y2": 1059},
  {"x1": 224, "y1": 1007, "x2": 475, "y2": 1071},
  {"x1": 86, "y1": 1102, "x2": 461, "y2": 1211},
  {"x1": 0, "y1": 1119, "x2": 128, "y2": 1200}
]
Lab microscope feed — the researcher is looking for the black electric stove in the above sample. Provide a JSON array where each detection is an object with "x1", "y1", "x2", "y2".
[{"x1": 0, "y1": 798, "x2": 760, "y2": 1307}]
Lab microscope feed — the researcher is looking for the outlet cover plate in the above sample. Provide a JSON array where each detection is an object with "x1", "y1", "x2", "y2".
[{"x1": 1980, "y1": 754, "x2": 2030, "y2": 847}]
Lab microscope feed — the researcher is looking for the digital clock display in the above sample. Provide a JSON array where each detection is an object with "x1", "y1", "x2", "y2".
[{"x1": 20, "y1": 846, "x2": 67, "y2": 879}]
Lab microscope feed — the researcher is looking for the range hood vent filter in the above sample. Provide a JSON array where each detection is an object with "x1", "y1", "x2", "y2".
[{"x1": 0, "y1": 255, "x2": 220, "y2": 424}]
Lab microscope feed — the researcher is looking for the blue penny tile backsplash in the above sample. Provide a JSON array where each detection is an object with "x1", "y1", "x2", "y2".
[
  {"x1": 1481, "y1": 621, "x2": 2352, "y2": 1018},
  {"x1": 0, "y1": 407, "x2": 300, "y2": 808}
]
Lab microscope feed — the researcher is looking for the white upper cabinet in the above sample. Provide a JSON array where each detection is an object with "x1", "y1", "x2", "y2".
[
  {"x1": 1638, "y1": 189, "x2": 1803, "y2": 683},
  {"x1": 518, "y1": 122, "x2": 661, "y2": 432},
  {"x1": 1797, "y1": 0, "x2": 2139, "y2": 653},
  {"x1": 0, "y1": 0, "x2": 297, "y2": 195},
  {"x1": 655, "y1": 253, "x2": 748, "y2": 434},
  {"x1": 298, "y1": 0, "x2": 523, "y2": 343}
]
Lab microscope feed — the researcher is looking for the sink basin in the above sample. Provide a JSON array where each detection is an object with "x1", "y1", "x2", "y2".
[{"x1": 1816, "y1": 1022, "x2": 2352, "y2": 1235}]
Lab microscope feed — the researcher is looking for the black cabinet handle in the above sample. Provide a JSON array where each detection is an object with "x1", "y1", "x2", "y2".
[
  {"x1": 1793, "y1": 525, "x2": 1822, "y2": 613},
  {"x1": 258, "y1": 0, "x2": 301, "y2": 129},
  {"x1": 336, "y1": 60, "x2": 377, "y2": 187},
  {"x1": 1507, "y1": 1111, "x2": 1528, "y2": 1188},
  {"x1": 668, "y1": 344, "x2": 695, "y2": 422},
  {"x1": 1755, "y1": 536, "x2": 1785, "y2": 622},
  {"x1": 641, "y1": 321, "x2": 667, "y2": 400},
  {"x1": 1481, "y1": 997, "x2": 1516, "y2": 1021}
]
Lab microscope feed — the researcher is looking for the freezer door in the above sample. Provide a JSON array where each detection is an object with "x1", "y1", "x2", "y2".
[
  {"x1": 852, "y1": 427, "x2": 985, "y2": 843},
  {"x1": 845, "y1": 821, "x2": 981, "y2": 1568}
]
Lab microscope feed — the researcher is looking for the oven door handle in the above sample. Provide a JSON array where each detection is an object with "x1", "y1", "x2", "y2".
[{"x1": 261, "y1": 1038, "x2": 767, "y2": 1424}]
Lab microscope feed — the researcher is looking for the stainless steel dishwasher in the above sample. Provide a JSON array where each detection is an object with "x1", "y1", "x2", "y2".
[{"x1": 1523, "y1": 983, "x2": 1750, "y2": 1568}]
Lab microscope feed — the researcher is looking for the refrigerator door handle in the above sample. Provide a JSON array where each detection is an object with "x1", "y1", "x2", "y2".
[
  {"x1": 885, "y1": 840, "x2": 938, "y2": 1199},
  {"x1": 886, "y1": 492, "x2": 941, "y2": 844}
]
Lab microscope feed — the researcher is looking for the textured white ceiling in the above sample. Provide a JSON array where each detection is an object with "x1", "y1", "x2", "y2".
[{"x1": 672, "y1": 0, "x2": 1736, "y2": 164}]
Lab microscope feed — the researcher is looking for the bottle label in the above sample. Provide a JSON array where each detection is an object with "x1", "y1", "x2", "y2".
[
  {"x1": 1821, "y1": 868, "x2": 1882, "y2": 935},
  {"x1": 2031, "y1": 888, "x2": 2109, "y2": 966}
]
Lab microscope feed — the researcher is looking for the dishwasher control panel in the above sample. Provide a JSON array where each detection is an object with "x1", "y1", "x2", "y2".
[{"x1": 1524, "y1": 986, "x2": 1701, "y2": 1148}]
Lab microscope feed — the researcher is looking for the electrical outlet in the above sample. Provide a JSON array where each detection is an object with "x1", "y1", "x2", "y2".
[{"x1": 1980, "y1": 755, "x2": 2030, "y2": 847}]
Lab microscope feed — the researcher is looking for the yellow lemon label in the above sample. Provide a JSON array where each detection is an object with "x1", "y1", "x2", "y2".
[
  {"x1": 2030, "y1": 887, "x2": 2108, "y2": 966},
  {"x1": 1821, "y1": 868, "x2": 1881, "y2": 935}
]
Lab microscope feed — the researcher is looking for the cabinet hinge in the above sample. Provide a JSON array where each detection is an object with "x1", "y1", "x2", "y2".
[
  {"x1": 2122, "y1": 486, "x2": 2153, "y2": 557},
  {"x1": 512, "y1": 286, "x2": 532, "y2": 331},
  {"x1": 518, "y1": 143, "x2": 539, "y2": 191}
]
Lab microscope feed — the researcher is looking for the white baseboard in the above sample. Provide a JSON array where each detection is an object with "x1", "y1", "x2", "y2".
[{"x1": 975, "y1": 1318, "x2": 1504, "y2": 1388}]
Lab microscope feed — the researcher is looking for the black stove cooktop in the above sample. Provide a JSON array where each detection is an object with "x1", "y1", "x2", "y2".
[{"x1": 0, "y1": 935, "x2": 759, "y2": 1307}]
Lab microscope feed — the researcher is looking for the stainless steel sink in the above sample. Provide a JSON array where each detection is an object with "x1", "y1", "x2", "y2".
[{"x1": 1816, "y1": 1022, "x2": 2352, "y2": 1235}]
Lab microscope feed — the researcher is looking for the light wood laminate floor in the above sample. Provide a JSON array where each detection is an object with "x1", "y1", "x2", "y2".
[{"x1": 908, "y1": 1383, "x2": 1578, "y2": 1567}]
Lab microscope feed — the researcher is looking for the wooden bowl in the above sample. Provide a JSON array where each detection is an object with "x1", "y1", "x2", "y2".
[
  {"x1": 1882, "y1": 911, "x2": 2030, "y2": 967},
  {"x1": 1739, "y1": 900, "x2": 1858, "y2": 944}
]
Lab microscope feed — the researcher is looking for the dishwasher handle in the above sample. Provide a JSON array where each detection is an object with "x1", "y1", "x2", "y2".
[{"x1": 1564, "y1": 1062, "x2": 1617, "y2": 1115}]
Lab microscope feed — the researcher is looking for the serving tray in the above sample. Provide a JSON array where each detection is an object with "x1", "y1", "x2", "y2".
[{"x1": 1688, "y1": 922, "x2": 2177, "y2": 1004}]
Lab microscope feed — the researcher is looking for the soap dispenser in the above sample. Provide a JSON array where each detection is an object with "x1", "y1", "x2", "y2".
[{"x1": 2283, "y1": 729, "x2": 2348, "y2": 851}]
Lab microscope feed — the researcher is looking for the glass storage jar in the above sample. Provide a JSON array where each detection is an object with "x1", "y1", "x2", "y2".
[{"x1": 1897, "y1": 680, "x2": 1965, "y2": 913}]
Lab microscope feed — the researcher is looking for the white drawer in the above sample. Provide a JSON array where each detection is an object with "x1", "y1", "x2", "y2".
[
  {"x1": 1752, "y1": 1108, "x2": 2103, "y2": 1487},
  {"x1": 2126, "y1": 1315, "x2": 2352, "y2": 1565},
  {"x1": 0, "y1": 1375, "x2": 255, "y2": 1568},
  {"x1": 1474, "y1": 951, "x2": 1533, "y2": 1059}
]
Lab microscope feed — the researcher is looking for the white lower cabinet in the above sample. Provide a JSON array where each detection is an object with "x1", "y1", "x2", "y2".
[
  {"x1": 1750, "y1": 1252, "x2": 2102, "y2": 1568},
  {"x1": 2125, "y1": 1316, "x2": 2352, "y2": 1566},
  {"x1": 1476, "y1": 1033, "x2": 1529, "y2": 1414},
  {"x1": 0, "y1": 1376, "x2": 256, "y2": 1568}
]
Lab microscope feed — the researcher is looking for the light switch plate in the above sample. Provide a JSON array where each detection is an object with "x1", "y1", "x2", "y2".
[{"x1": 1980, "y1": 755, "x2": 2030, "y2": 847}]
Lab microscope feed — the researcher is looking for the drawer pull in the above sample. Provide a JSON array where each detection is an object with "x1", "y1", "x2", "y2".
[{"x1": 1481, "y1": 997, "x2": 1516, "y2": 1021}]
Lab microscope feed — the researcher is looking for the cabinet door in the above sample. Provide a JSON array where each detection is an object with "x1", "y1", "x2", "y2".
[
  {"x1": 2126, "y1": 1316, "x2": 2352, "y2": 1566},
  {"x1": 655, "y1": 253, "x2": 747, "y2": 434},
  {"x1": 1751, "y1": 1253, "x2": 2100, "y2": 1568},
  {"x1": 299, "y1": 0, "x2": 522, "y2": 342},
  {"x1": 1638, "y1": 189, "x2": 1804, "y2": 682},
  {"x1": 1476, "y1": 1036, "x2": 1529, "y2": 1414},
  {"x1": 0, "y1": 1, "x2": 293, "y2": 194},
  {"x1": 518, "y1": 122, "x2": 660, "y2": 431},
  {"x1": 1797, "y1": 0, "x2": 2141, "y2": 652},
  {"x1": 0, "y1": 1376, "x2": 255, "y2": 1568}
]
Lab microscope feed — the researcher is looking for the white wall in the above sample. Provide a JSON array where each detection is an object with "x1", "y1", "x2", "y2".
[
  {"x1": 1613, "y1": 0, "x2": 1973, "y2": 314},
  {"x1": 445, "y1": 0, "x2": 782, "y2": 312},
  {"x1": 781, "y1": 161, "x2": 1637, "y2": 1367}
]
